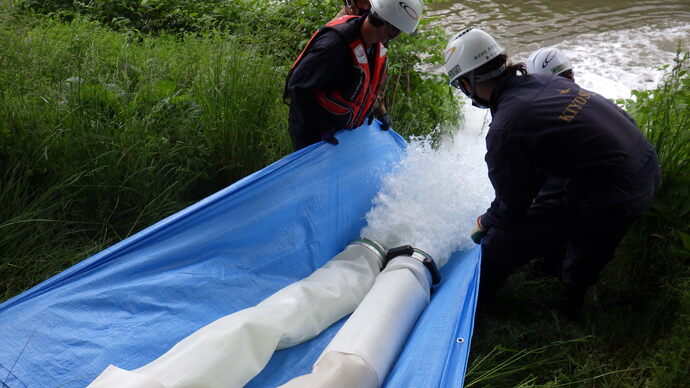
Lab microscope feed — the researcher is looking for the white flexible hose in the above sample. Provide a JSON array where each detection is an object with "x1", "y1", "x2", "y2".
[
  {"x1": 280, "y1": 254, "x2": 432, "y2": 388},
  {"x1": 89, "y1": 241, "x2": 385, "y2": 388}
]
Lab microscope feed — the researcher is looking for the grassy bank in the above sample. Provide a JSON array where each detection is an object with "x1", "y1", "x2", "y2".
[
  {"x1": 0, "y1": 16, "x2": 292, "y2": 299},
  {"x1": 0, "y1": 0, "x2": 459, "y2": 300}
]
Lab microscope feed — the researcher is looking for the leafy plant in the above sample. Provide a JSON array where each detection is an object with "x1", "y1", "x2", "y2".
[
  {"x1": 384, "y1": 17, "x2": 462, "y2": 139},
  {"x1": 611, "y1": 51, "x2": 690, "y2": 387}
]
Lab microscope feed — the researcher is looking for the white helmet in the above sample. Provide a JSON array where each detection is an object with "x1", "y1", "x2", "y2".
[
  {"x1": 370, "y1": 0, "x2": 423, "y2": 34},
  {"x1": 444, "y1": 27, "x2": 504, "y2": 87},
  {"x1": 526, "y1": 47, "x2": 572, "y2": 76},
  {"x1": 444, "y1": 27, "x2": 505, "y2": 108}
]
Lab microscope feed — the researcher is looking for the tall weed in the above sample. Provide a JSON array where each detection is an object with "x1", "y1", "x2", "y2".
[
  {"x1": 20, "y1": 0, "x2": 462, "y2": 139},
  {"x1": 611, "y1": 51, "x2": 690, "y2": 387},
  {"x1": 0, "y1": 14, "x2": 290, "y2": 299}
]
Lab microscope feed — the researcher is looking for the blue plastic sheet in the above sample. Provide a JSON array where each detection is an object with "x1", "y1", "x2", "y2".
[{"x1": 0, "y1": 124, "x2": 480, "y2": 388}]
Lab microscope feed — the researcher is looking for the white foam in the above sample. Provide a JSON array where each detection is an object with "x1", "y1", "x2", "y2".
[
  {"x1": 360, "y1": 114, "x2": 494, "y2": 267},
  {"x1": 520, "y1": 23, "x2": 690, "y2": 99}
]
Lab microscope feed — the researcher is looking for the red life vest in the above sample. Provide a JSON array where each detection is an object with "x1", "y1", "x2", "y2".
[{"x1": 286, "y1": 15, "x2": 388, "y2": 129}]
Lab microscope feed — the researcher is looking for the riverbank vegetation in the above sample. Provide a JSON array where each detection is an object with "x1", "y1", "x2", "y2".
[
  {"x1": 0, "y1": 0, "x2": 459, "y2": 300},
  {"x1": 1, "y1": 0, "x2": 688, "y2": 387}
]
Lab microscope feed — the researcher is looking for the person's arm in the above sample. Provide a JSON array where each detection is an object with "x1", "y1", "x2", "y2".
[
  {"x1": 371, "y1": 95, "x2": 392, "y2": 130},
  {"x1": 533, "y1": 176, "x2": 566, "y2": 203},
  {"x1": 287, "y1": 32, "x2": 349, "y2": 141},
  {"x1": 481, "y1": 127, "x2": 545, "y2": 229},
  {"x1": 368, "y1": 68, "x2": 392, "y2": 130}
]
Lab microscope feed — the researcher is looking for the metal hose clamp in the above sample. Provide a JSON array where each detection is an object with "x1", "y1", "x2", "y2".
[
  {"x1": 385, "y1": 245, "x2": 441, "y2": 286},
  {"x1": 350, "y1": 237, "x2": 387, "y2": 268}
]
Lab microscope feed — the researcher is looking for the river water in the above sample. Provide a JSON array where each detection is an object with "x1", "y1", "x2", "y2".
[
  {"x1": 429, "y1": 0, "x2": 690, "y2": 97},
  {"x1": 361, "y1": 1, "x2": 689, "y2": 265}
]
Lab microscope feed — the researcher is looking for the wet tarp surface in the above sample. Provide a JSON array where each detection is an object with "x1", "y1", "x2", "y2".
[{"x1": 0, "y1": 124, "x2": 480, "y2": 388}]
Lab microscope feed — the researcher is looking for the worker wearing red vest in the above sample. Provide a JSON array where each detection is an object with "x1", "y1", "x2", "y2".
[
  {"x1": 337, "y1": 0, "x2": 372, "y2": 17},
  {"x1": 284, "y1": 0, "x2": 423, "y2": 151}
]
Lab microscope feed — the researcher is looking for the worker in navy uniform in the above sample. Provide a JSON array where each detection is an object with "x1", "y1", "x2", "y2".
[
  {"x1": 525, "y1": 47, "x2": 643, "y2": 279},
  {"x1": 444, "y1": 28, "x2": 661, "y2": 318},
  {"x1": 284, "y1": 0, "x2": 423, "y2": 151},
  {"x1": 526, "y1": 47, "x2": 576, "y2": 205},
  {"x1": 526, "y1": 47, "x2": 575, "y2": 81},
  {"x1": 525, "y1": 47, "x2": 576, "y2": 276}
]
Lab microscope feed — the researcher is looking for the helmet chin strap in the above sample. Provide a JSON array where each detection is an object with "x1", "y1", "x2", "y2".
[
  {"x1": 468, "y1": 64, "x2": 506, "y2": 109},
  {"x1": 468, "y1": 72, "x2": 491, "y2": 109}
]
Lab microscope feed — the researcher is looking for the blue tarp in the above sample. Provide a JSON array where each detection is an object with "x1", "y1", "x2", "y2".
[{"x1": 0, "y1": 124, "x2": 480, "y2": 388}]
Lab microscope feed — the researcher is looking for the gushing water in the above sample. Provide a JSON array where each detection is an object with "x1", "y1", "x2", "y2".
[
  {"x1": 361, "y1": 23, "x2": 687, "y2": 268},
  {"x1": 360, "y1": 121, "x2": 493, "y2": 268}
]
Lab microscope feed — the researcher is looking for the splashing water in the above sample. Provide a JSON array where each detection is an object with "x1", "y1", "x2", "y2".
[
  {"x1": 532, "y1": 24, "x2": 690, "y2": 100},
  {"x1": 360, "y1": 124, "x2": 493, "y2": 268},
  {"x1": 361, "y1": 23, "x2": 687, "y2": 268}
]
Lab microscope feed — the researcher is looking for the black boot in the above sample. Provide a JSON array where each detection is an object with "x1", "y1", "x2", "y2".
[{"x1": 559, "y1": 282, "x2": 588, "y2": 321}]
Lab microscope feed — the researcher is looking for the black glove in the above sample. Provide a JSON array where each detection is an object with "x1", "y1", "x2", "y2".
[
  {"x1": 379, "y1": 113, "x2": 392, "y2": 131},
  {"x1": 321, "y1": 131, "x2": 339, "y2": 145},
  {"x1": 367, "y1": 115, "x2": 374, "y2": 125}
]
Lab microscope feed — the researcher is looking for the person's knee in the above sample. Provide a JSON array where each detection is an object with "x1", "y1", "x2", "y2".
[{"x1": 478, "y1": 229, "x2": 531, "y2": 304}]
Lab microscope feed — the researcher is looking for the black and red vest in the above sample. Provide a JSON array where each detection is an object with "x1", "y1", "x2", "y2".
[{"x1": 285, "y1": 15, "x2": 388, "y2": 129}]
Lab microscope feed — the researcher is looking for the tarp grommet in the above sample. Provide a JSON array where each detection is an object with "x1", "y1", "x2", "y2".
[{"x1": 456, "y1": 337, "x2": 465, "y2": 344}]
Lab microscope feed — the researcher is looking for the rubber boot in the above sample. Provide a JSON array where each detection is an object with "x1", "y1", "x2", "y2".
[{"x1": 560, "y1": 282, "x2": 588, "y2": 321}]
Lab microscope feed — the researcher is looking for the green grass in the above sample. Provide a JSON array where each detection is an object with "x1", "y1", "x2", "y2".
[{"x1": 0, "y1": 11, "x2": 292, "y2": 299}]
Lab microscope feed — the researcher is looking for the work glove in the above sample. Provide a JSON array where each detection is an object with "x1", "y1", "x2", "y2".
[
  {"x1": 470, "y1": 215, "x2": 487, "y2": 244},
  {"x1": 321, "y1": 132, "x2": 338, "y2": 145},
  {"x1": 379, "y1": 113, "x2": 392, "y2": 131},
  {"x1": 320, "y1": 125, "x2": 339, "y2": 145}
]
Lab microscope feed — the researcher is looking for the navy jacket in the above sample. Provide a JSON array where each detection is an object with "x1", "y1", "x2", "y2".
[{"x1": 482, "y1": 73, "x2": 659, "y2": 229}]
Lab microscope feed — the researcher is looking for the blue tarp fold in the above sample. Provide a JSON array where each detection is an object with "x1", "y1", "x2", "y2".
[{"x1": 0, "y1": 124, "x2": 479, "y2": 387}]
